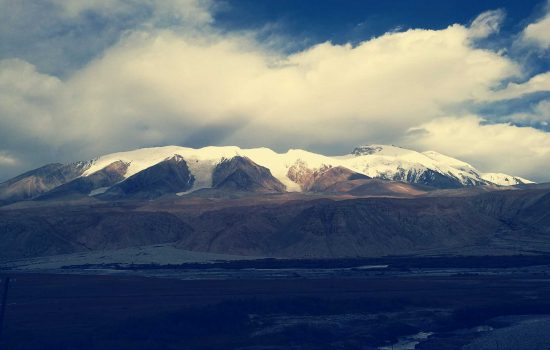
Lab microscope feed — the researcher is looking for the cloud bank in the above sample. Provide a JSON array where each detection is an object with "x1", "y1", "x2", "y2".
[
  {"x1": 1, "y1": 2, "x2": 550, "y2": 182},
  {"x1": 407, "y1": 116, "x2": 550, "y2": 180}
]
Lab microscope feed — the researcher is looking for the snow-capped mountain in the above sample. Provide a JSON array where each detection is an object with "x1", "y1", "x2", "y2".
[
  {"x1": 480, "y1": 173, "x2": 533, "y2": 187},
  {"x1": 0, "y1": 144, "x2": 534, "y2": 203}
]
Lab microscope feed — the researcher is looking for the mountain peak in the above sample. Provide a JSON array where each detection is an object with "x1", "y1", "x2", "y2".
[{"x1": 353, "y1": 144, "x2": 394, "y2": 156}]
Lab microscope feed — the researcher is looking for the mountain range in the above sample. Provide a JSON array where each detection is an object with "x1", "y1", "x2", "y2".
[
  {"x1": 0, "y1": 144, "x2": 533, "y2": 204},
  {"x1": 2, "y1": 144, "x2": 547, "y2": 263}
]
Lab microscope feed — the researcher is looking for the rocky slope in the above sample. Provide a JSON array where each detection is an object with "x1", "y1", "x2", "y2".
[
  {"x1": 1, "y1": 185, "x2": 549, "y2": 261},
  {"x1": 99, "y1": 155, "x2": 195, "y2": 199},
  {"x1": 0, "y1": 162, "x2": 91, "y2": 204},
  {"x1": 212, "y1": 156, "x2": 286, "y2": 192},
  {"x1": 37, "y1": 161, "x2": 129, "y2": 200}
]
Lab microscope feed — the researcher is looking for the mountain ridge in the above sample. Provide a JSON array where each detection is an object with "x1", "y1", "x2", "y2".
[{"x1": 0, "y1": 144, "x2": 534, "y2": 204}]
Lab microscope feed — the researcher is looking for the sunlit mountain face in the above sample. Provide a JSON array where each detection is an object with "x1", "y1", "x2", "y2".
[{"x1": 2, "y1": 2, "x2": 550, "y2": 350}]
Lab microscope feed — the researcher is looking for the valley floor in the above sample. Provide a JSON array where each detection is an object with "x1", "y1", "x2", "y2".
[{"x1": 1, "y1": 256, "x2": 550, "y2": 349}]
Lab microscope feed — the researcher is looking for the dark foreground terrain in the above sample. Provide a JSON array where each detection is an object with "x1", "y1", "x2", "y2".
[{"x1": 2, "y1": 256, "x2": 550, "y2": 349}]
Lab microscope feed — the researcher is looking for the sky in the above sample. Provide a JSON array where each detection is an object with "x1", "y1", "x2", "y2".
[{"x1": 1, "y1": 0, "x2": 550, "y2": 182}]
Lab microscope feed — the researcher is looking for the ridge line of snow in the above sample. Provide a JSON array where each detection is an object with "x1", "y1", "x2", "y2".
[{"x1": 81, "y1": 145, "x2": 534, "y2": 192}]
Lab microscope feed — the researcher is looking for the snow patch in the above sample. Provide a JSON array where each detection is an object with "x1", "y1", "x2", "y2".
[
  {"x1": 481, "y1": 173, "x2": 534, "y2": 186},
  {"x1": 88, "y1": 187, "x2": 109, "y2": 196}
]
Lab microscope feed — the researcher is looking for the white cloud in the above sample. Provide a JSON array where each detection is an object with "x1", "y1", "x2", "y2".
[
  {"x1": 52, "y1": 0, "x2": 214, "y2": 27},
  {"x1": 52, "y1": 0, "x2": 136, "y2": 17},
  {"x1": 0, "y1": 0, "x2": 216, "y2": 77},
  {"x1": 484, "y1": 72, "x2": 550, "y2": 101},
  {"x1": 406, "y1": 116, "x2": 550, "y2": 181},
  {"x1": 469, "y1": 9, "x2": 506, "y2": 39},
  {"x1": 522, "y1": 3, "x2": 550, "y2": 49},
  {"x1": 533, "y1": 100, "x2": 550, "y2": 124},
  {"x1": 0, "y1": 59, "x2": 63, "y2": 142},
  {"x1": 35, "y1": 25, "x2": 517, "y2": 148},
  {"x1": 503, "y1": 99, "x2": 550, "y2": 126},
  {"x1": 0, "y1": 151, "x2": 17, "y2": 166}
]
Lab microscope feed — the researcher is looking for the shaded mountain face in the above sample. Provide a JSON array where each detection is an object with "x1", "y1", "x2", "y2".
[
  {"x1": 309, "y1": 166, "x2": 369, "y2": 192},
  {"x1": 0, "y1": 162, "x2": 90, "y2": 204},
  {"x1": 37, "y1": 161, "x2": 129, "y2": 200},
  {"x1": 99, "y1": 156, "x2": 194, "y2": 199},
  {"x1": 254, "y1": 197, "x2": 499, "y2": 257},
  {"x1": 393, "y1": 168, "x2": 466, "y2": 189},
  {"x1": 0, "y1": 209, "x2": 193, "y2": 261},
  {"x1": 2, "y1": 186, "x2": 550, "y2": 261},
  {"x1": 212, "y1": 156, "x2": 286, "y2": 192},
  {"x1": 324, "y1": 178, "x2": 431, "y2": 197}
]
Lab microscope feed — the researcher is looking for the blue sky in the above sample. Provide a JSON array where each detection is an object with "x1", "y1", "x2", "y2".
[
  {"x1": 216, "y1": 1, "x2": 540, "y2": 43},
  {"x1": 1, "y1": 0, "x2": 550, "y2": 181}
]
